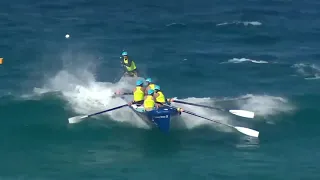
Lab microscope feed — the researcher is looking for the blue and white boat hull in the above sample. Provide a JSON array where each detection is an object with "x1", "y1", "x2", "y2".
[{"x1": 128, "y1": 104, "x2": 180, "y2": 132}]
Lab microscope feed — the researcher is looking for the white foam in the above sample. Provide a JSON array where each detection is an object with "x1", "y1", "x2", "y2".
[
  {"x1": 34, "y1": 67, "x2": 294, "y2": 131},
  {"x1": 304, "y1": 75, "x2": 320, "y2": 80},
  {"x1": 221, "y1": 58, "x2": 268, "y2": 64},
  {"x1": 166, "y1": 22, "x2": 186, "y2": 27},
  {"x1": 234, "y1": 94, "x2": 295, "y2": 118},
  {"x1": 170, "y1": 97, "x2": 234, "y2": 132},
  {"x1": 33, "y1": 51, "x2": 149, "y2": 129},
  {"x1": 170, "y1": 93, "x2": 294, "y2": 129},
  {"x1": 216, "y1": 21, "x2": 262, "y2": 26},
  {"x1": 34, "y1": 67, "x2": 236, "y2": 132},
  {"x1": 292, "y1": 63, "x2": 320, "y2": 80}
]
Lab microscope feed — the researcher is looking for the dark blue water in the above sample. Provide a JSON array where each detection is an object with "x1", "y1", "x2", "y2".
[{"x1": 0, "y1": 0, "x2": 320, "y2": 179}]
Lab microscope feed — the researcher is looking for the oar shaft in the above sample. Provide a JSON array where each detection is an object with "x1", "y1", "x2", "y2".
[
  {"x1": 171, "y1": 99, "x2": 225, "y2": 111},
  {"x1": 166, "y1": 104, "x2": 231, "y2": 128},
  {"x1": 163, "y1": 105, "x2": 258, "y2": 137},
  {"x1": 170, "y1": 99, "x2": 255, "y2": 119},
  {"x1": 88, "y1": 104, "x2": 128, "y2": 117},
  {"x1": 182, "y1": 109, "x2": 259, "y2": 137},
  {"x1": 68, "y1": 104, "x2": 129, "y2": 124},
  {"x1": 182, "y1": 109, "x2": 233, "y2": 128}
]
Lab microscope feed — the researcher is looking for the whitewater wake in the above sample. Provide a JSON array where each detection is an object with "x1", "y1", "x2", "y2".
[
  {"x1": 32, "y1": 51, "x2": 295, "y2": 133},
  {"x1": 34, "y1": 71, "x2": 293, "y2": 132}
]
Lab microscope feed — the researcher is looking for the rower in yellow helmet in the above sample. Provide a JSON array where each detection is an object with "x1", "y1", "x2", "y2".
[
  {"x1": 144, "y1": 77, "x2": 155, "y2": 94},
  {"x1": 127, "y1": 80, "x2": 145, "y2": 106},
  {"x1": 153, "y1": 85, "x2": 170, "y2": 107},
  {"x1": 144, "y1": 89, "x2": 156, "y2": 111},
  {"x1": 121, "y1": 51, "x2": 138, "y2": 77}
]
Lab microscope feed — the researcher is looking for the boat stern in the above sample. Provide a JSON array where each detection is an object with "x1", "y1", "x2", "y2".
[{"x1": 146, "y1": 107, "x2": 179, "y2": 133}]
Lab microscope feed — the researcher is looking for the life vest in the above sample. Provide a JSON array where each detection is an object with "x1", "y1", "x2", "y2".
[
  {"x1": 133, "y1": 86, "x2": 144, "y2": 102},
  {"x1": 123, "y1": 58, "x2": 137, "y2": 72},
  {"x1": 148, "y1": 83, "x2": 155, "y2": 90},
  {"x1": 144, "y1": 95, "x2": 155, "y2": 109},
  {"x1": 155, "y1": 91, "x2": 165, "y2": 103}
]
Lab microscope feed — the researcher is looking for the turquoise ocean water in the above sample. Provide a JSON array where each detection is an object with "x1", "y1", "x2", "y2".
[{"x1": 0, "y1": 0, "x2": 320, "y2": 179}]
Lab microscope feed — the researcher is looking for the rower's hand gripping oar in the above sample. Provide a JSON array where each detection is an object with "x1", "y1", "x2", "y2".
[
  {"x1": 169, "y1": 99, "x2": 255, "y2": 119},
  {"x1": 68, "y1": 104, "x2": 128, "y2": 124},
  {"x1": 178, "y1": 108, "x2": 259, "y2": 138},
  {"x1": 112, "y1": 90, "x2": 133, "y2": 98}
]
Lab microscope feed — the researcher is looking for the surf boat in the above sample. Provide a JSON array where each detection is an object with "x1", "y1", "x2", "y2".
[{"x1": 122, "y1": 97, "x2": 181, "y2": 132}]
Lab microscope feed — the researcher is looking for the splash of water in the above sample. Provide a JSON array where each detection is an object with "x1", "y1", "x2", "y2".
[
  {"x1": 292, "y1": 63, "x2": 320, "y2": 80},
  {"x1": 33, "y1": 51, "x2": 295, "y2": 133},
  {"x1": 235, "y1": 94, "x2": 295, "y2": 117}
]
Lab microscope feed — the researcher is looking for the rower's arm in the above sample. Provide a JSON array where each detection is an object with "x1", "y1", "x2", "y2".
[
  {"x1": 124, "y1": 88, "x2": 135, "y2": 95},
  {"x1": 165, "y1": 97, "x2": 172, "y2": 105},
  {"x1": 144, "y1": 87, "x2": 149, "y2": 94},
  {"x1": 114, "y1": 90, "x2": 133, "y2": 96}
]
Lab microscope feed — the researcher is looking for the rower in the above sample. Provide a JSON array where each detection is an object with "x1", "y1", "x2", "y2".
[
  {"x1": 153, "y1": 85, "x2": 170, "y2": 107},
  {"x1": 121, "y1": 51, "x2": 138, "y2": 77},
  {"x1": 125, "y1": 80, "x2": 145, "y2": 106},
  {"x1": 144, "y1": 89, "x2": 156, "y2": 111},
  {"x1": 144, "y1": 77, "x2": 155, "y2": 94}
]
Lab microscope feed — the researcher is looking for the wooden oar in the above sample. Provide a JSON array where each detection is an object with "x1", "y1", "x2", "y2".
[
  {"x1": 169, "y1": 99, "x2": 255, "y2": 119},
  {"x1": 68, "y1": 104, "x2": 128, "y2": 124},
  {"x1": 178, "y1": 107, "x2": 259, "y2": 137}
]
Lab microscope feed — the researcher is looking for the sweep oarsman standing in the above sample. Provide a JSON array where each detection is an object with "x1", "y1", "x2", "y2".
[{"x1": 120, "y1": 51, "x2": 138, "y2": 77}]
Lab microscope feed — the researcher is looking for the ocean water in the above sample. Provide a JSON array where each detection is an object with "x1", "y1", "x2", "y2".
[{"x1": 1, "y1": 0, "x2": 320, "y2": 179}]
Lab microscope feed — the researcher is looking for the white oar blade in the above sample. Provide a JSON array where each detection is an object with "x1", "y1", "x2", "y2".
[
  {"x1": 229, "y1": 110, "x2": 255, "y2": 118},
  {"x1": 68, "y1": 115, "x2": 88, "y2": 124},
  {"x1": 234, "y1": 126, "x2": 259, "y2": 137}
]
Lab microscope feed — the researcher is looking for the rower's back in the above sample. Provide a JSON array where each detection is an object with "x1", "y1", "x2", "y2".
[{"x1": 144, "y1": 89, "x2": 156, "y2": 111}]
